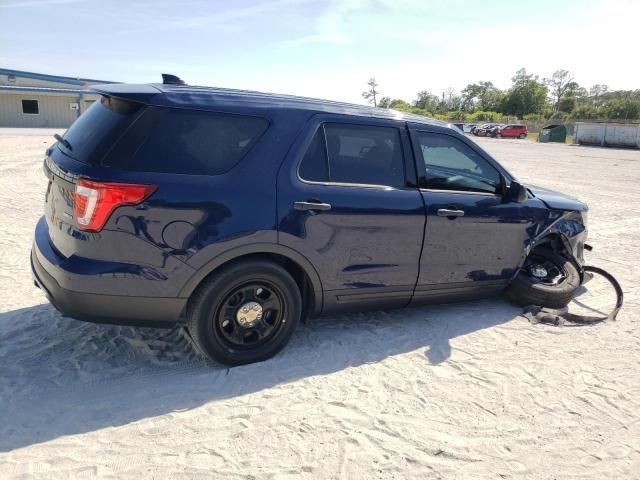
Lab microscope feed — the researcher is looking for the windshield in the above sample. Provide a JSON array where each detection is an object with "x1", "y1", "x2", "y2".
[{"x1": 58, "y1": 95, "x2": 143, "y2": 164}]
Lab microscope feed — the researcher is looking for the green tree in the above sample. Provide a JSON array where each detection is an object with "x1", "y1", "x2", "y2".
[
  {"x1": 588, "y1": 84, "x2": 610, "y2": 106},
  {"x1": 502, "y1": 69, "x2": 548, "y2": 118},
  {"x1": 461, "y1": 81, "x2": 504, "y2": 112},
  {"x1": 544, "y1": 69, "x2": 577, "y2": 112},
  {"x1": 446, "y1": 110, "x2": 469, "y2": 121},
  {"x1": 557, "y1": 82, "x2": 587, "y2": 113},
  {"x1": 570, "y1": 104, "x2": 605, "y2": 119},
  {"x1": 469, "y1": 111, "x2": 504, "y2": 122},
  {"x1": 413, "y1": 90, "x2": 439, "y2": 112},
  {"x1": 358, "y1": 73, "x2": 639, "y2": 122},
  {"x1": 557, "y1": 96, "x2": 577, "y2": 113},
  {"x1": 604, "y1": 99, "x2": 640, "y2": 120},
  {"x1": 440, "y1": 88, "x2": 463, "y2": 112},
  {"x1": 461, "y1": 82, "x2": 483, "y2": 110},
  {"x1": 362, "y1": 78, "x2": 379, "y2": 107},
  {"x1": 389, "y1": 99, "x2": 411, "y2": 110},
  {"x1": 378, "y1": 96, "x2": 392, "y2": 108}
]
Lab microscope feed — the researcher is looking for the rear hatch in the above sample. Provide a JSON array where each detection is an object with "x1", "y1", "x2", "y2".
[{"x1": 44, "y1": 95, "x2": 144, "y2": 257}]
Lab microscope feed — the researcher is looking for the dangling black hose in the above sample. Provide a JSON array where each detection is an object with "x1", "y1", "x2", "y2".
[
  {"x1": 522, "y1": 265, "x2": 623, "y2": 325},
  {"x1": 575, "y1": 266, "x2": 624, "y2": 321}
]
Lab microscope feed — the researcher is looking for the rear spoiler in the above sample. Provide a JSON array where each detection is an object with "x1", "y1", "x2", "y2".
[{"x1": 90, "y1": 83, "x2": 164, "y2": 105}]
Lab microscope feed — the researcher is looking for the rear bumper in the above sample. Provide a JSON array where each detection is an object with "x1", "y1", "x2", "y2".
[{"x1": 32, "y1": 220, "x2": 185, "y2": 328}]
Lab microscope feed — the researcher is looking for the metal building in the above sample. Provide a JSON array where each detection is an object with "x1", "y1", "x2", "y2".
[
  {"x1": 574, "y1": 122, "x2": 640, "y2": 149},
  {"x1": 0, "y1": 68, "x2": 114, "y2": 128}
]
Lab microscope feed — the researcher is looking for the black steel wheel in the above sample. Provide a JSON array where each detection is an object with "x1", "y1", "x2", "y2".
[
  {"x1": 505, "y1": 249, "x2": 581, "y2": 308},
  {"x1": 187, "y1": 259, "x2": 302, "y2": 366},
  {"x1": 215, "y1": 282, "x2": 285, "y2": 350}
]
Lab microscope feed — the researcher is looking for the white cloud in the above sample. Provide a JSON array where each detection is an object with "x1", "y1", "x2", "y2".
[
  {"x1": 280, "y1": 0, "x2": 371, "y2": 46},
  {"x1": 278, "y1": 0, "x2": 640, "y2": 103}
]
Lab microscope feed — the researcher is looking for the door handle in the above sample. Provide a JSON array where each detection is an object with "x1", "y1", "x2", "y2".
[
  {"x1": 437, "y1": 208, "x2": 465, "y2": 217},
  {"x1": 294, "y1": 201, "x2": 332, "y2": 212}
]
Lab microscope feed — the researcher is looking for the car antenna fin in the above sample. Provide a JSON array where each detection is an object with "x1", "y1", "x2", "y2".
[{"x1": 161, "y1": 73, "x2": 186, "y2": 85}]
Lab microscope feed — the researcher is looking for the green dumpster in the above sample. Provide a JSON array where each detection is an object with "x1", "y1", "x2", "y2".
[{"x1": 538, "y1": 124, "x2": 567, "y2": 143}]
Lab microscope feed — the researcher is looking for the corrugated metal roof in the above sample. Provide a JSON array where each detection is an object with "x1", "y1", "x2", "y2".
[
  {"x1": 0, "y1": 68, "x2": 114, "y2": 86},
  {"x1": 0, "y1": 85, "x2": 95, "y2": 95}
]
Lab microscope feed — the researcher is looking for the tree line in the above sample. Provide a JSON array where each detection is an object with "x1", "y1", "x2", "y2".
[{"x1": 362, "y1": 70, "x2": 640, "y2": 122}]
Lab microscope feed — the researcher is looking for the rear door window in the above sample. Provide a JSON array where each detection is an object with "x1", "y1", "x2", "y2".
[
  {"x1": 299, "y1": 123, "x2": 406, "y2": 187},
  {"x1": 103, "y1": 107, "x2": 269, "y2": 175}
]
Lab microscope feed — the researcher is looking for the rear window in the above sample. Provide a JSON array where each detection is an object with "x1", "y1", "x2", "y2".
[
  {"x1": 59, "y1": 95, "x2": 143, "y2": 164},
  {"x1": 102, "y1": 107, "x2": 269, "y2": 175}
]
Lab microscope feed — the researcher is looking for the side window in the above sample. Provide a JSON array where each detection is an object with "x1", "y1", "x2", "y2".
[
  {"x1": 298, "y1": 123, "x2": 406, "y2": 187},
  {"x1": 298, "y1": 128, "x2": 329, "y2": 182},
  {"x1": 103, "y1": 107, "x2": 268, "y2": 175},
  {"x1": 415, "y1": 131, "x2": 502, "y2": 194},
  {"x1": 325, "y1": 124, "x2": 405, "y2": 187}
]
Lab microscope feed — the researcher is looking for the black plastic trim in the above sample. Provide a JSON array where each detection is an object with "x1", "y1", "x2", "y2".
[{"x1": 411, "y1": 280, "x2": 506, "y2": 305}]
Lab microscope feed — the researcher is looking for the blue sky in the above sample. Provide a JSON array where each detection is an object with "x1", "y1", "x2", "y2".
[{"x1": 1, "y1": 0, "x2": 638, "y2": 104}]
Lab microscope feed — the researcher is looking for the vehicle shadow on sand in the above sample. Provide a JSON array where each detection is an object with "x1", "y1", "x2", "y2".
[{"x1": 0, "y1": 298, "x2": 521, "y2": 452}]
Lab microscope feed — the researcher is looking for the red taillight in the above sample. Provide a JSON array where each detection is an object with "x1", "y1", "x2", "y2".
[{"x1": 74, "y1": 179, "x2": 156, "y2": 232}]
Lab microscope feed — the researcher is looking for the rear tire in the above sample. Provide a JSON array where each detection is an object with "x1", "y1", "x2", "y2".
[
  {"x1": 518, "y1": 133, "x2": 526, "y2": 139},
  {"x1": 187, "y1": 259, "x2": 302, "y2": 366},
  {"x1": 505, "y1": 249, "x2": 580, "y2": 308}
]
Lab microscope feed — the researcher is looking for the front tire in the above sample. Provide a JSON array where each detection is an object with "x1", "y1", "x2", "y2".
[
  {"x1": 187, "y1": 259, "x2": 302, "y2": 366},
  {"x1": 505, "y1": 249, "x2": 580, "y2": 308}
]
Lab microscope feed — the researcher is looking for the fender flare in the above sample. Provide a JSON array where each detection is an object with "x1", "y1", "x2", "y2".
[{"x1": 178, "y1": 243, "x2": 323, "y2": 317}]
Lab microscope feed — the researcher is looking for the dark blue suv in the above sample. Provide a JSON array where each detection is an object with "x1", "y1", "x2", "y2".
[{"x1": 32, "y1": 79, "x2": 588, "y2": 365}]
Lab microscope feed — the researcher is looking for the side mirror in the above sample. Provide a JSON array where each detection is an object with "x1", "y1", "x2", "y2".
[{"x1": 507, "y1": 181, "x2": 528, "y2": 203}]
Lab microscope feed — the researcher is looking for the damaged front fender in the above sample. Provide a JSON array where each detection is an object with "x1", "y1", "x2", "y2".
[{"x1": 519, "y1": 209, "x2": 588, "y2": 276}]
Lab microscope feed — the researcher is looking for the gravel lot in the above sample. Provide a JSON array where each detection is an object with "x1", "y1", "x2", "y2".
[{"x1": 0, "y1": 131, "x2": 638, "y2": 479}]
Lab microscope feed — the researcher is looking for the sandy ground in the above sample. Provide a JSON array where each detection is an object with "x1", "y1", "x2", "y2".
[{"x1": 0, "y1": 130, "x2": 638, "y2": 479}]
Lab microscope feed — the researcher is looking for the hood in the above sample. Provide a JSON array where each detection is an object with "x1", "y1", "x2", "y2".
[{"x1": 528, "y1": 185, "x2": 588, "y2": 211}]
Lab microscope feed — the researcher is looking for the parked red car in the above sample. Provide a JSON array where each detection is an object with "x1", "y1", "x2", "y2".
[{"x1": 493, "y1": 124, "x2": 527, "y2": 139}]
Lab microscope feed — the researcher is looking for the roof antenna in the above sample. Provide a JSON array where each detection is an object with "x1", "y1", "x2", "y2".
[{"x1": 161, "y1": 73, "x2": 186, "y2": 85}]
